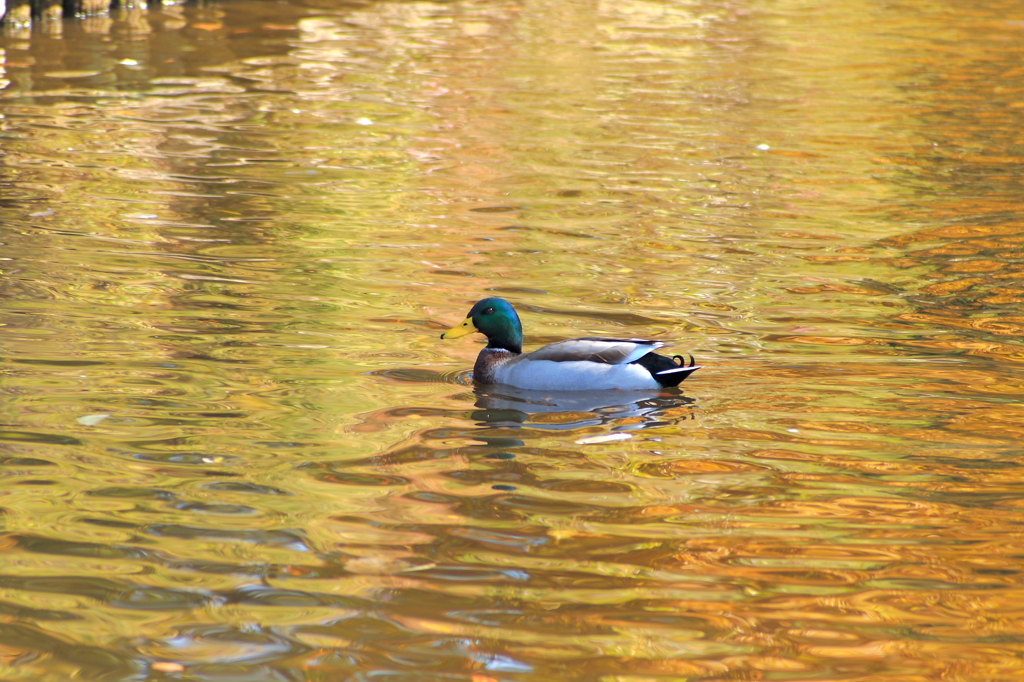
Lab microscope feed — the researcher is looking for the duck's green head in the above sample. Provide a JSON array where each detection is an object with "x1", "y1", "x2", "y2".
[{"x1": 441, "y1": 297, "x2": 523, "y2": 353}]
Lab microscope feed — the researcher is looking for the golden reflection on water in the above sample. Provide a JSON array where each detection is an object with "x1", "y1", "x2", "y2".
[{"x1": 2, "y1": 0, "x2": 1024, "y2": 680}]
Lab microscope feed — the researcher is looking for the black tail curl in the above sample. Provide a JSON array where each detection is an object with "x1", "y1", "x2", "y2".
[{"x1": 633, "y1": 351, "x2": 702, "y2": 388}]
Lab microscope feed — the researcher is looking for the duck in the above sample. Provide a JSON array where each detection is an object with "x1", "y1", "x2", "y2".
[{"x1": 440, "y1": 297, "x2": 701, "y2": 391}]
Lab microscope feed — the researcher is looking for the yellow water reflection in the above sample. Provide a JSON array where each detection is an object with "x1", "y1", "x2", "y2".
[{"x1": 2, "y1": 0, "x2": 1024, "y2": 680}]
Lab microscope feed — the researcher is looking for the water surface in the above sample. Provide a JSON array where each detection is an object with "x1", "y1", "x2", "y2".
[{"x1": 3, "y1": 0, "x2": 1024, "y2": 680}]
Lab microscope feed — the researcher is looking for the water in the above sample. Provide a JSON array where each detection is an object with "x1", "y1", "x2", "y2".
[{"x1": 2, "y1": 0, "x2": 1024, "y2": 679}]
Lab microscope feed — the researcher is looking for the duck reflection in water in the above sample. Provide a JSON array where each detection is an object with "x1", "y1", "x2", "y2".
[{"x1": 466, "y1": 384, "x2": 696, "y2": 434}]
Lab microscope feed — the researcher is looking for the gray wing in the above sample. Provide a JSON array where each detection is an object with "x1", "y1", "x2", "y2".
[{"x1": 523, "y1": 337, "x2": 663, "y2": 365}]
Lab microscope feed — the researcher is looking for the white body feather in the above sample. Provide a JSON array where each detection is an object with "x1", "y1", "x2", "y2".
[
  {"x1": 493, "y1": 358, "x2": 662, "y2": 391},
  {"x1": 479, "y1": 339, "x2": 668, "y2": 391}
]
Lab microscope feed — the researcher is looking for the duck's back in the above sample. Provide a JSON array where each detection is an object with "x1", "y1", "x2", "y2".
[{"x1": 523, "y1": 337, "x2": 661, "y2": 365}]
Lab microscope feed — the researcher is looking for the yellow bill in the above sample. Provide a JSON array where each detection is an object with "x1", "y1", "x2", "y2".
[{"x1": 441, "y1": 317, "x2": 478, "y2": 339}]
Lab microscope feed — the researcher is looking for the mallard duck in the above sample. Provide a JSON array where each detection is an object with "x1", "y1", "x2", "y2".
[{"x1": 440, "y1": 297, "x2": 701, "y2": 391}]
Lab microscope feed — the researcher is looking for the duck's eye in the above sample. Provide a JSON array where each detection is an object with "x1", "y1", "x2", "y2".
[{"x1": 484, "y1": 307, "x2": 494, "y2": 315}]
